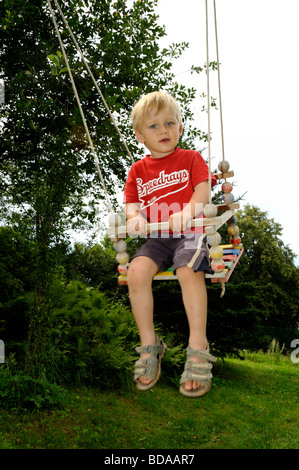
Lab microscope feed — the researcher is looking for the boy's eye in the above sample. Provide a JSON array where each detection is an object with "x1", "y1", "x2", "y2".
[
  {"x1": 150, "y1": 124, "x2": 158, "y2": 129},
  {"x1": 166, "y1": 122, "x2": 174, "y2": 126}
]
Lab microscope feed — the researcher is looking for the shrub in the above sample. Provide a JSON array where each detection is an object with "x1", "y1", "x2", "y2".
[
  {"x1": 46, "y1": 281, "x2": 139, "y2": 390},
  {"x1": 0, "y1": 357, "x2": 66, "y2": 411}
]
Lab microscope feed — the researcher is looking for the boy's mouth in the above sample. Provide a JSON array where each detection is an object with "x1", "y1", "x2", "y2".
[{"x1": 159, "y1": 138, "x2": 170, "y2": 143}]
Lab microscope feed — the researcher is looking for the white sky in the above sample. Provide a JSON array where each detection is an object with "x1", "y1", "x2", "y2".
[{"x1": 157, "y1": 0, "x2": 299, "y2": 265}]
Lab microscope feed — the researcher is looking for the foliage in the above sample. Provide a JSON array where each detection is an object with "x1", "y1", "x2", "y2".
[
  {"x1": 0, "y1": 279, "x2": 140, "y2": 410},
  {"x1": 0, "y1": 227, "x2": 34, "y2": 358},
  {"x1": 0, "y1": 0, "x2": 205, "y2": 240},
  {"x1": 63, "y1": 242, "x2": 122, "y2": 300},
  {"x1": 0, "y1": 226, "x2": 35, "y2": 302},
  {"x1": 235, "y1": 204, "x2": 299, "y2": 328},
  {"x1": 0, "y1": 356, "x2": 66, "y2": 411},
  {"x1": 47, "y1": 280, "x2": 139, "y2": 389}
]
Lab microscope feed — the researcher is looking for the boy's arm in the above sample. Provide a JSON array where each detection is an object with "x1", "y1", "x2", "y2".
[
  {"x1": 125, "y1": 203, "x2": 147, "y2": 236},
  {"x1": 169, "y1": 181, "x2": 210, "y2": 232}
]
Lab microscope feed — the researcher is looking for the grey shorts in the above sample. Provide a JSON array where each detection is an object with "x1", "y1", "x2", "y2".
[{"x1": 130, "y1": 233, "x2": 212, "y2": 275}]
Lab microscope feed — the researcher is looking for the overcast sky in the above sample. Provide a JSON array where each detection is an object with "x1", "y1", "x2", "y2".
[{"x1": 157, "y1": 0, "x2": 299, "y2": 265}]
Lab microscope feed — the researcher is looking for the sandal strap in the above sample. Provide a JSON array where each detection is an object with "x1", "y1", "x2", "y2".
[
  {"x1": 180, "y1": 346, "x2": 217, "y2": 385},
  {"x1": 134, "y1": 356, "x2": 158, "y2": 381},
  {"x1": 180, "y1": 360, "x2": 213, "y2": 384},
  {"x1": 135, "y1": 343, "x2": 163, "y2": 356},
  {"x1": 186, "y1": 347, "x2": 217, "y2": 363},
  {"x1": 134, "y1": 335, "x2": 167, "y2": 383},
  {"x1": 135, "y1": 335, "x2": 165, "y2": 357}
]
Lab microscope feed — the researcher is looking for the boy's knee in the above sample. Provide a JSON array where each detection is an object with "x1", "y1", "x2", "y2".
[
  {"x1": 127, "y1": 257, "x2": 158, "y2": 286},
  {"x1": 127, "y1": 264, "x2": 141, "y2": 284},
  {"x1": 128, "y1": 261, "x2": 146, "y2": 284}
]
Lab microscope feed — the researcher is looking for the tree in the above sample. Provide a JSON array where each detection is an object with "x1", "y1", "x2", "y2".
[
  {"x1": 0, "y1": 0, "x2": 205, "y2": 240},
  {"x1": 235, "y1": 204, "x2": 299, "y2": 328},
  {"x1": 0, "y1": 227, "x2": 34, "y2": 354}
]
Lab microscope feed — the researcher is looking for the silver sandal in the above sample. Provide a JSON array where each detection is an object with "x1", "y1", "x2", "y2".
[
  {"x1": 179, "y1": 346, "x2": 217, "y2": 397},
  {"x1": 134, "y1": 335, "x2": 167, "y2": 391}
]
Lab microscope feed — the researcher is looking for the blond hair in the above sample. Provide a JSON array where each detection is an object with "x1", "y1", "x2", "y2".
[{"x1": 131, "y1": 91, "x2": 182, "y2": 131}]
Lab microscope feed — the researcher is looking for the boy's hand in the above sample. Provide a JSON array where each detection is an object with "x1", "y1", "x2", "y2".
[
  {"x1": 126, "y1": 214, "x2": 147, "y2": 237},
  {"x1": 168, "y1": 211, "x2": 190, "y2": 233}
]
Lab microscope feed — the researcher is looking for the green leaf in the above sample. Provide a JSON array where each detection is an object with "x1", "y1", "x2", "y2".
[
  {"x1": 47, "y1": 54, "x2": 60, "y2": 67},
  {"x1": 58, "y1": 67, "x2": 68, "y2": 75},
  {"x1": 51, "y1": 65, "x2": 58, "y2": 75}
]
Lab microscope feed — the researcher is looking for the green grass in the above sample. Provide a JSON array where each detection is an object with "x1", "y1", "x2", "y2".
[{"x1": 0, "y1": 352, "x2": 298, "y2": 449}]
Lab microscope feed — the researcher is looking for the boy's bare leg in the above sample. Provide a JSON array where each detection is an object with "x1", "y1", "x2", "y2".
[
  {"x1": 176, "y1": 267, "x2": 208, "y2": 392},
  {"x1": 128, "y1": 256, "x2": 159, "y2": 386}
]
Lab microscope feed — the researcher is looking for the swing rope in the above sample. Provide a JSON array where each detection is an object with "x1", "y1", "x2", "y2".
[
  {"x1": 47, "y1": 0, "x2": 114, "y2": 213},
  {"x1": 213, "y1": 0, "x2": 226, "y2": 165},
  {"x1": 52, "y1": 0, "x2": 135, "y2": 165},
  {"x1": 205, "y1": 0, "x2": 212, "y2": 206},
  {"x1": 206, "y1": 0, "x2": 226, "y2": 199},
  {"x1": 184, "y1": 0, "x2": 211, "y2": 272}
]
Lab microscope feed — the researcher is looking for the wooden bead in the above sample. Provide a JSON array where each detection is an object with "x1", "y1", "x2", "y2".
[
  {"x1": 222, "y1": 193, "x2": 234, "y2": 204},
  {"x1": 227, "y1": 224, "x2": 239, "y2": 236},
  {"x1": 209, "y1": 246, "x2": 223, "y2": 259},
  {"x1": 222, "y1": 182, "x2": 233, "y2": 193},
  {"x1": 116, "y1": 251, "x2": 129, "y2": 264},
  {"x1": 117, "y1": 264, "x2": 128, "y2": 275},
  {"x1": 227, "y1": 215, "x2": 237, "y2": 225},
  {"x1": 113, "y1": 240, "x2": 127, "y2": 252},
  {"x1": 230, "y1": 235, "x2": 241, "y2": 245},
  {"x1": 207, "y1": 232, "x2": 221, "y2": 246},
  {"x1": 211, "y1": 258, "x2": 225, "y2": 272},
  {"x1": 204, "y1": 203, "x2": 218, "y2": 218},
  {"x1": 218, "y1": 160, "x2": 230, "y2": 172}
]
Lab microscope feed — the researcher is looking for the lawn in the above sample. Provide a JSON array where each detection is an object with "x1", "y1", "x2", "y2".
[{"x1": 0, "y1": 352, "x2": 298, "y2": 450}]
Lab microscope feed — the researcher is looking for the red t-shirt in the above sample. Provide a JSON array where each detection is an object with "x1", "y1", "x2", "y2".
[{"x1": 124, "y1": 147, "x2": 217, "y2": 223}]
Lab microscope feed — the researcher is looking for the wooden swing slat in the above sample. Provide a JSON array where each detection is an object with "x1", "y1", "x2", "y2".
[
  {"x1": 214, "y1": 170, "x2": 234, "y2": 180},
  {"x1": 210, "y1": 244, "x2": 244, "y2": 284},
  {"x1": 222, "y1": 254, "x2": 237, "y2": 261},
  {"x1": 117, "y1": 244, "x2": 243, "y2": 286},
  {"x1": 107, "y1": 204, "x2": 240, "y2": 239}
]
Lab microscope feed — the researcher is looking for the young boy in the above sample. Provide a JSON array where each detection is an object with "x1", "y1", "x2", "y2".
[{"x1": 124, "y1": 91, "x2": 217, "y2": 397}]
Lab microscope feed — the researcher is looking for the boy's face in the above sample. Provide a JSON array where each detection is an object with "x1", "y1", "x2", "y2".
[{"x1": 135, "y1": 104, "x2": 183, "y2": 159}]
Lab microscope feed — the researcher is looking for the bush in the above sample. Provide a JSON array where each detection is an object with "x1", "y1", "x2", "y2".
[
  {"x1": 63, "y1": 243, "x2": 122, "y2": 301},
  {"x1": 45, "y1": 281, "x2": 139, "y2": 390},
  {"x1": 0, "y1": 281, "x2": 141, "y2": 410},
  {"x1": 0, "y1": 358, "x2": 66, "y2": 411}
]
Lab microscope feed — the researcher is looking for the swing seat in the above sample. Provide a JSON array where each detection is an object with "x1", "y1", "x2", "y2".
[{"x1": 118, "y1": 244, "x2": 243, "y2": 285}]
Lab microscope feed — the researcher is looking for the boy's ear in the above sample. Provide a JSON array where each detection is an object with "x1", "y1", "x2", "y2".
[
  {"x1": 134, "y1": 129, "x2": 145, "y2": 143},
  {"x1": 179, "y1": 123, "x2": 183, "y2": 136}
]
